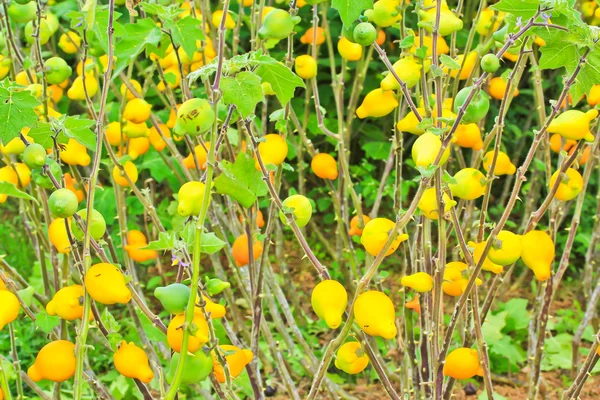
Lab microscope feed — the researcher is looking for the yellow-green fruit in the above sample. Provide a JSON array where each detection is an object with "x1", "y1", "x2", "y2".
[
  {"x1": 353, "y1": 290, "x2": 397, "y2": 339},
  {"x1": 173, "y1": 98, "x2": 215, "y2": 137},
  {"x1": 311, "y1": 280, "x2": 348, "y2": 329},
  {"x1": 335, "y1": 342, "x2": 369, "y2": 374},
  {"x1": 411, "y1": 132, "x2": 450, "y2": 167},
  {"x1": 488, "y1": 230, "x2": 522, "y2": 266},
  {"x1": 449, "y1": 168, "x2": 487, "y2": 200},
  {"x1": 177, "y1": 181, "x2": 209, "y2": 217},
  {"x1": 279, "y1": 194, "x2": 312, "y2": 228},
  {"x1": 548, "y1": 109, "x2": 597, "y2": 142},
  {"x1": 418, "y1": 187, "x2": 456, "y2": 220},
  {"x1": 360, "y1": 217, "x2": 408, "y2": 256},
  {"x1": 356, "y1": 88, "x2": 399, "y2": 119},
  {"x1": 380, "y1": 57, "x2": 422, "y2": 90},
  {"x1": 549, "y1": 168, "x2": 584, "y2": 202}
]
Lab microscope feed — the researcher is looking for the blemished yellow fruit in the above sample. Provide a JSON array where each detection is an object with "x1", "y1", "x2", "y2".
[
  {"x1": 335, "y1": 342, "x2": 369, "y2": 374},
  {"x1": 311, "y1": 153, "x2": 338, "y2": 180},
  {"x1": 488, "y1": 230, "x2": 522, "y2": 266},
  {"x1": 449, "y1": 168, "x2": 487, "y2": 200},
  {"x1": 212, "y1": 345, "x2": 254, "y2": 383},
  {"x1": 443, "y1": 348, "x2": 483, "y2": 380},
  {"x1": 401, "y1": 272, "x2": 434, "y2": 292},
  {"x1": 549, "y1": 168, "x2": 584, "y2": 201},
  {"x1": 294, "y1": 55, "x2": 318, "y2": 80},
  {"x1": 468, "y1": 240, "x2": 503, "y2": 274},
  {"x1": 84, "y1": 263, "x2": 132, "y2": 305},
  {"x1": 482, "y1": 151, "x2": 517, "y2": 175},
  {"x1": 28, "y1": 341, "x2": 76, "y2": 383},
  {"x1": 354, "y1": 290, "x2": 397, "y2": 339},
  {"x1": 46, "y1": 285, "x2": 86, "y2": 321},
  {"x1": 123, "y1": 98, "x2": 152, "y2": 124},
  {"x1": 356, "y1": 88, "x2": 399, "y2": 119},
  {"x1": 337, "y1": 36, "x2": 363, "y2": 61},
  {"x1": 418, "y1": 187, "x2": 457, "y2": 220},
  {"x1": 112, "y1": 161, "x2": 138, "y2": 187},
  {"x1": 0, "y1": 290, "x2": 20, "y2": 330},
  {"x1": 521, "y1": 230, "x2": 555, "y2": 281},
  {"x1": 360, "y1": 217, "x2": 408, "y2": 256},
  {"x1": 311, "y1": 280, "x2": 348, "y2": 329},
  {"x1": 114, "y1": 341, "x2": 154, "y2": 383}
]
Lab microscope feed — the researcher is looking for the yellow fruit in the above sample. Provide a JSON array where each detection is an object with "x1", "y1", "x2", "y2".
[
  {"x1": 442, "y1": 262, "x2": 482, "y2": 297},
  {"x1": 105, "y1": 122, "x2": 124, "y2": 146},
  {"x1": 183, "y1": 142, "x2": 210, "y2": 170},
  {"x1": 120, "y1": 80, "x2": 142, "y2": 100},
  {"x1": 202, "y1": 295, "x2": 226, "y2": 319},
  {"x1": 177, "y1": 181, "x2": 210, "y2": 217},
  {"x1": 401, "y1": 272, "x2": 433, "y2": 292},
  {"x1": 231, "y1": 233, "x2": 263, "y2": 266},
  {"x1": 123, "y1": 98, "x2": 152, "y2": 124},
  {"x1": 300, "y1": 27, "x2": 326, "y2": 45},
  {"x1": 67, "y1": 75, "x2": 98, "y2": 100},
  {"x1": 0, "y1": 55, "x2": 11, "y2": 80},
  {"x1": 356, "y1": 88, "x2": 399, "y2": 119},
  {"x1": 60, "y1": 138, "x2": 91, "y2": 166},
  {"x1": 28, "y1": 340, "x2": 76, "y2": 382},
  {"x1": 443, "y1": 348, "x2": 483, "y2": 380},
  {"x1": 405, "y1": 295, "x2": 421, "y2": 313},
  {"x1": 167, "y1": 310, "x2": 209, "y2": 353},
  {"x1": 348, "y1": 215, "x2": 371, "y2": 236},
  {"x1": 15, "y1": 70, "x2": 35, "y2": 86},
  {"x1": 418, "y1": 187, "x2": 457, "y2": 220},
  {"x1": 335, "y1": 342, "x2": 369, "y2": 374},
  {"x1": 549, "y1": 133, "x2": 577, "y2": 153},
  {"x1": 449, "y1": 168, "x2": 487, "y2": 200},
  {"x1": 549, "y1": 168, "x2": 584, "y2": 202},
  {"x1": 1, "y1": 135, "x2": 33, "y2": 155},
  {"x1": 354, "y1": 290, "x2": 397, "y2": 339},
  {"x1": 48, "y1": 218, "x2": 71, "y2": 254},
  {"x1": 255, "y1": 134, "x2": 288, "y2": 169},
  {"x1": 337, "y1": 37, "x2": 363, "y2": 61},
  {"x1": 476, "y1": 8, "x2": 504, "y2": 36},
  {"x1": 418, "y1": 4, "x2": 463, "y2": 36},
  {"x1": 397, "y1": 107, "x2": 455, "y2": 135},
  {"x1": 488, "y1": 230, "x2": 522, "y2": 266},
  {"x1": 112, "y1": 161, "x2": 138, "y2": 187},
  {"x1": 380, "y1": 57, "x2": 423, "y2": 90},
  {"x1": 48, "y1": 85, "x2": 64, "y2": 104},
  {"x1": 311, "y1": 280, "x2": 348, "y2": 329},
  {"x1": 148, "y1": 124, "x2": 171, "y2": 151},
  {"x1": 410, "y1": 35, "x2": 449, "y2": 56},
  {"x1": 212, "y1": 345, "x2": 254, "y2": 383},
  {"x1": 0, "y1": 290, "x2": 20, "y2": 330},
  {"x1": 14, "y1": 163, "x2": 31, "y2": 188},
  {"x1": 454, "y1": 123, "x2": 483, "y2": 150},
  {"x1": 311, "y1": 153, "x2": 338, "y2": 180},
  {"x1": 212, "y1": 10, "x2": 236, "y2": 29},
  {"x1": 364, "y1": 0, "x2": 401, "y2": 27},
  {"x1": 482, "y1": 150, "x2": 516, "y2": 175},
  {"x1": 46, "y1": 285, "x2": 85, "y2": 321},
  {"x1": 58, "y1": 32, "x2": 81, "y2": 54},
  {"x1": 84, "y1": 263, "x2": 132, "y2": 305},
  {"x1": 122, "y1": 120, "x2": 149, "y2": 138},
  {"x1": 488, "y1": 76, "x2": 519, "y2": 100},
  {"x1": 548, "y1": 109, "x2": 597, "y2": 142},
  {"x1": 128, "y1": 137, "x2": 150, "y2": 160},
  {"x1": 450, "y1": 51, "x2": 478, "y2": 80},
  {"x1": 294, "y1": 55, "x2": 318, "y2": 80},
  {"x1": 114, "y1": 341, "x2": 154, "y2": 383},
  {"x1": 412, "y1": 132, "x2": 450, "y2": 167},
  {"x1": 360, "y1": 217, "x2": 408, "y2": 256},
  {"x1": 124, "y1": 230, "x2": 158, "y2": 262},
  {"x1": 469, "y1": 240, "x2": 503, "y2": 274}
]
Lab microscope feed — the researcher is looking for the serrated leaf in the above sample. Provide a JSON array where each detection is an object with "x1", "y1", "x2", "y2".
[
  {"x1": 164, "y1": 16, "x2": 204, "y2": 60},
  {"x1": 255, "y1": 55, "x2": 305, "y2": 106},
  {"x1": 113, "y1": 18, "x2": 164, "y2": 78},
  {"x1": 221, "y1": 71, "x2": 264, "y2": 118},
  {"x1": 0, "y1": 182, "x2": 38, "y2": 203},
  {"x1": 332, "y1": 0, "x2": 374, "y2": 26},
  {"x1": 214, "y1": 152, "x2": 268, "y2": 208},
  {"x1": 142, "y1": 231, "x2": 178, "y2": 250},
  {"x1": 0, "y1": 87, "x2": 40, "y2": 145},
  {"x1": 35, "y1": 311, "x2": 60, "y2": 333}
]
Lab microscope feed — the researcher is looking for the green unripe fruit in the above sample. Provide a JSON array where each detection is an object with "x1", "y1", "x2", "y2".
[
  {"x1": 45, "y1": 13, "x2": 60, "y2": 35},
  {"x1": 44, "y1": 57, "x2": 72, "y2": 85},
  {"x1": 166, "y1": 349, "x2": 213, "y2": 385},
  {"x1": 13, "y1": 0, "x2": 32, "y2": 5},
  {"x1": 342, "y1": 21, "x2": 359, "y2": 43},
  {"x1": 172, "y1": 98, "x2": 215, "y2": 137},
  {"x1": 24, "y1": 20, "x2": 51, "y2": 45},
  {"x1": 353, "y1": 22, "x2": 377, "y2": 46},
  {"x1": 480, "y1": 54, "x2": 500, "y2": 74},
  {"x1": 48, "y1": 188, "x2": 79, "y2": 218},
  {"x1": 71, "y1": 209, "x2": 106, "y2": 241},
  {"x1": 454, "y1": 86, "x2": 490, "y2": 124},
  {"x1": 154, "y1": 283, "x2": 191, "y2": 314},
  {"x1": 7, "y1": 2, "x2": 37, "y2": 23},
  {"x1": 257, "y1": 9, "x2": 299, "y2": 41},
  {"x1": 206, "y1": 278, "x2": 231, "y2": 296},
  {"x1": 22, "y1": 143, "x2": 47, "y2": 169},
  {"x1": 279, "y1": 194, "x2": 312, "y2": 228}
]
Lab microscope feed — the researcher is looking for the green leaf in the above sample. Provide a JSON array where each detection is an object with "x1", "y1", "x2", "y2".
[
  {"x1": 491, "y1": 0, "x2": 539, "y2": 18},
  {"x1": 501, "y1": 298, "x2": 530, "y2": 332},
  {"x1": 440, "y1": 54, "x2": 460, "y2": 70},
  {"x1": 361, "y1": 141, "x2": 391, "y2": 160},
  {"x1": 0, "y1": 87, "x2": 40, "y2": 145},
  {"x1": 0, "y1": 182, "x2": 38, "y2": 203},
  {"x1": 81, "y1": 0, "x2": 97, "y2": 31},
  {"x1": 221, "y1": 71, "x2": 264, "y2": 118},
  {"x1": 331, "y1": 0, "x2": 374, "y2": 26},
  {"x1": 482, "y1": 311, "x2": 507, "y2": 342},
  {"x1": 17, "y1": 286, "x2": 35, "y2": 307},
  {"x1": 164, "y1": 16, "x2": 204, "y2": 59},
  {"x1": 181, "y1": 227, "x2": 226, "y2": 254},
  {"x1": 107, "y1": 332, "x2": 123, "y2": 351},
  {"x1": 63, "y1": 116, "x2": 96, "y2": 151},
  {"x1": 101, "y1": 307, "x2": 121, "y2": 332},
  {"x1": 255, "y1": 55, "x2": 305, "y2": 106},
  {"x1": 35, "y1": 311, "x2": 60, "y2": 333},
  {"x1": 113, "y1": 18, "x2": 164, "y2": 78},
  {"x1": 399, "y1": 35, "x2": 415, "y2": 49},
  {"x1": 214, "y1": 152, "x2": 268, "y2": 208},
  {"x1": 142, "y1": 231, "x2": 177, "y2": 250}
]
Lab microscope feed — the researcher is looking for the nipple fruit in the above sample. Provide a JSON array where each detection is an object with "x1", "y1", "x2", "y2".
[
  {"x1": 360, "y1": 217, "x2": 408, "y2": 256},
  {"x1": 353, "y1": 290, "x2": 397, "y2": 339},
  {"x1": 84, "y1": 263, "x2": 132, "y2": 305},
  {"x1": 114, "y1": 341, "x2": 154, "y2": 383},
  {"x1": 46, "y1": 285, "x2": 85, "y2": 321},
  {"x1": 311, "y1": 280, "x2": 348, "y2": 329},
  {"x1": 520, "y1": 230, "x2": 554, "y2": 281},
  {"x1": 401, "y1": 272, "x2": 434, "y2": 292},
  {"x1": 443, "y1": 347, "x2": 483, "y2": 380},
  {"x1": 28, "y1": 340, "x2": 76, "y2": 382},
  {"x1": 212, "y1": 345, "x2": 254, "y2": 383},
  {"x1": 335, "y1": 342, "x2": 369, "y2": 374}
]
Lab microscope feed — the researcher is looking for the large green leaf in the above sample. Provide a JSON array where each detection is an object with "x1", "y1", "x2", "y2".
[
  {"x1": 0, "y1": 182, "x2": 38, "y2": 203},
  {"x1": 164, "y1": 16, "x2": 204, "y2": 59},
  {"x1": 214, "y1": 152, "x2": 268, "y2": 208},
  {"x1": 113, "y1": 18, "x2": 164, "y2": 78},
  {"x1": 221, "y1": 71, "x2": 264, "y2": 117},
  {"x1": 332, "y1": 0, "x2": 373, "y2": 27},
  {"x1": 0, "y1": 87, "x2": 40, "y2": 145},
  {"x1": 255, "y1": 55, "x2": 305, "y2": 106}
]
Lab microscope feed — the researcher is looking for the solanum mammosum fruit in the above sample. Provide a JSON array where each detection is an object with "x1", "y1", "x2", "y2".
[
  {"x1": 255, "y1": 134, "x2": 288, "y2": 169},
  {"x1": 311, "y1": 153, "x2": 338, "y2": 180},
  {"x1": 257, "y1": 9, "x2": 299, "y2": 40},
  {"x1": 311, "y1": 280, "x2": 348, "y2": 329},
  {"x1": 489, "y1": 76, "x2": 519, "y2": 100},
  {"x1": 360, "y1": 217, "x2": 408, "y2": 256},
  {"x1": 443, "y1": 348, "x2": 483, "y2": 380},
  {"x1": 114, "y1": 341, "x2": 154, "y2": 383},
  {"x1": 442, "y1": 262, "x2": 482, "y2": 297},
  {"x1": 71, "y1": 209, "x2": 106, "y2": 241},
  {"x1": 401, "y1": 272, "x2": 434, "y2": 292},
  {"x1": 124, "y1": 230, "x2": 157, "y2": 262},
  {"x1": 356, "y1": 88, "x2": 399, "y2": 119},
  {"x1": 348, "y1": 215, "x2": 370, "y2": 236},
  {"x1": 173, "y1": 98, "x2": 215, "y2": 137},
  {"x1": 60, "y1": 138, "x2": 91, "y2": 167},
  {"x1": 549, "y1": 168, "x2": 584, "y2": 201},
  {"x1": 453, "y1": 86, "x2": 490, "y2": 123},
  {"x1": 212, "y1": 345, "x2": 254, "y2": 383},
  {"x1": 22, "y1": 143, "x2": 47, "y2": 169},
  {"x1": 469, "y1": 240, "x2": 503, "y2": 274},
  {"x1": 28, "y1": 340, "x2": 76, "y2": 382},
  {"x1": 482, "y1": 151, "x2": 517, "y2": 175},
  {"x1": 335, "y1": 342, "x2": 369, "y2": 374},
  {"x1": 232, "y1": 233, "x2": 263, "y2": 266},
  {"x1": 547, "y1": 109, "x2": 597, "y2": 142},
  {"x1": 46, "y1": 285, "x2": 86, "y2": 321},
  {"x1": 167, "y1": 309, "x2": 210, "y2": 353},
  {"x1": 488, "y1": 230, "x2": 522, "y2": 266},
  {"x1": 449, "y1": 168, "x2": 487, "y2": 200},
  {"x1": 411, "y1": 132, "x2": 450, "y2": 167},
  {"x1": 380, "y1": 57, "x2": 423, "y2": 90},
  {"x1": 354, "y1": 290, "x2": 397, "y2": 339},
  {"x1": 364, "y1": 0, "x2": 401, "y2": 27},
  {"x1": 48, "y1": 218, "x2": 71, "y2": 254},
  {"x1": 48, "y1": 188, "x2": 79, "y2": 218},
  {"x1": 166, "y1": 349, "x2": 213, "y2": 385},
  {"x1": 280, "y1": 194, "x2": 313, "y2": 228},
  {"x1": 337, "y1": 36, "x2": 363, "y2": 61},
  {"x1": 84, "y1": 263, "x2": 132, "y2": 305},
  {"x1": 112, "y1": 161, "x2": 138, "y2": 187},
  {"x1": 418, "y1": 187, "x2": 457, "y2": 219},
  {"x1": 178, "y1": 181, "x2": 209, "y2": 217},
  {"x1": 418, "y1": 0, "x2": 463, "y2": 36},
  {"x1": 520, "y1": 230, "x2": 555, "y2": 281},
  {"x1": 294, "y1": 55, "x2": 318, "y2": 79},
  {"x1": 154, "y1": 283, "x2": 191, "y2": 314},
  {"x1": 453, "y1": 123, "x2": 483, "y2": 150},
  {"x1": 0, "y1": 290, "x2": 20, "y2": 330}
]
